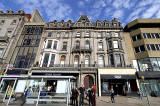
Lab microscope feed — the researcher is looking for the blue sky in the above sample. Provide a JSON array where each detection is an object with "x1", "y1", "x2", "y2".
[{"x1": 1, "y1": 0, "x2": 160, "y2": 26}]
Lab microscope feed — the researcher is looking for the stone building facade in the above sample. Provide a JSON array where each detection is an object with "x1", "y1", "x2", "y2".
[{"x1": 0, "y1": 9, "x2": 27, "y2": 74}]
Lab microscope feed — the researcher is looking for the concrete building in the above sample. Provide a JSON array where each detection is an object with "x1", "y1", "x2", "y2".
[
  {"x1": 32, "y1": 15, "x2": 137, "y2": 96},
  {"x1": 124, "y1": 19, "x2": 160, "y2": 97},
  {"x1": 0, "y1": 9, "x2": 27, "y2": 74}
]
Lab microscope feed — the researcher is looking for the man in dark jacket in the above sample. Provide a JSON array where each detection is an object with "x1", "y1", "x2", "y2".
[
  {"x1": 73, "y1": 88, "x2": 79, "y2": 106},
  {"x1": 78, "y1": 85, "x2": 85, "y2": 106},
  {"x1": 91, "y1": 86, "x2": 95, "y2": 106},
  {"x1": 88, "y1": 88, "x2": 92, "y2": 106}
]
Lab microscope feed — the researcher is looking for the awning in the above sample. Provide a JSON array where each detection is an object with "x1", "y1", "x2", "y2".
[
  {"x1": 101, "y1": 74, "x2": 136, "y2": 79},
  {"x1": 32, "y1": 70, "x2": 80, "y2": 74},
  {"x1": 136, "y1": 71, "x2": 160, "y2": 79},
  {"x1": 0, "y1": 75, "x2": 76, "y2": 79}
]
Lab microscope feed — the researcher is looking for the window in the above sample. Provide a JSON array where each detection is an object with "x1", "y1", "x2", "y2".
[
  {"x1": 76, "y1": 32, "x2": 81, "y2": 37},
  {"x1": 143, "y1": 33, "x2": 160, "y2": 39},
  {"x1": 7, "y1": 31, "x2": 12, "y2": 37},
  {"x1": 42, "y1": 53, "x2": 49, "y2": 67},
  {"x1": 48, "y1": 32, "x2": 52, "y2": 37},
  {"x1": 147, "y1": 44, "x2": 156, "y2": 51},
  {"x1": 98, "y1": 55, "x2": 104, "y2": 67},
  {"x1": 132, "y1": 34, "x2": 141, "y2": 41},
  {"x1": 113, "y1": 41, "x2": 118, "y2": 48},
  {"x1": 0, "y1": 20, "x2": 5, "y2": 25},
  {"x1": 56, "y1": 33, "x2": 60, "y2": 38},
  {"x1": 60, "y1": 55, "x2": 66, "y2": 66},
  {"x1": 75, "y1": 41, "x2": 80, "y2": 49},
  {"x1": 114, "y1": 32, "x2": 119, "y2": 37},
  {"x1": 115, "y1": 54, "x2": 122, "y2": 67},
  {"x1": 143, "y1": 33, "x2": 147, "y2": 39},
  {"x1": 147, "y1": 33, "x2": 151, "y2": 38},
  {"x1": 106, "y1": 32, "x2": 110, "y2": 37},
  {"x1": 109, "y1": 54, "x2": 114, "y2": 67},
  {"x1": 155, "y1": 33, "x2": 160, "y2": 38},
  {"x1": 135, "y1": 45, "x2": 145, "y2": 53},
  {"x1": 0, "y1": 48, "x2": 4, "y2": 56},
  {"x1": 11, "y1": 20, "x2": 16, "y2": 25},
  {"x1": 98, "y1": 42, "x2": 103, "y2": 50},
  {"x1": 53, "y1": 41, "x2": 57, "y2": 50},
  {"x1": 85, "y1": 56, "x2": 90, "y2": 67},
  {"x1": 23, "y1": 39, "x2": 31, "y2": 46},
  {"x1": 85, "y1": 32, "x2": 90, "y2": 37},
  {"x1": 151, "y1": 33, "x2": 156, "y2": 39},
  {"x1": 49, "y1": 54, "x2": 55, "y2": 67},
  {"x1": 155, "y1": 44, "x2": 160, "y2": 50},
  {"x1": 74, "y1": 55, "x2": 79, "y2": 67},
  {"x1": 97, "y1": 32, "x2": 102, "y2": 38},
  {"x1": 62, "y1": 42, "x2": 67, "y2": 50},
  {"x1": 85, "y1": 40, "x2": 90, "y2": 49},
  {"x1": 47, "y1": 40, "x2": 52, "y2": 48},
  {"x1": 108, "y1": 41, "x2": 112, "y2": 49},
  {"x1": 64, "y1": 32, "x2": 69, "y2": 38}
]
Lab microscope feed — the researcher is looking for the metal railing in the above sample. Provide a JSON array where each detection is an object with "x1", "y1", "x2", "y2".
[{"x1": 72, "y1": 46, "x2": 92, "y2": 52}]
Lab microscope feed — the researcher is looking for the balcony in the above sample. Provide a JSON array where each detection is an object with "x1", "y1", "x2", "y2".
[{"x1": 72, "y1": 46, "x2": 92, "y2": 53}]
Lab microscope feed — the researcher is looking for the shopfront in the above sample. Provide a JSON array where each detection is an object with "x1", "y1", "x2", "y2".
[
  {"x1": 136, "y1": 71, "x2": 160, "y2": 97},
  {"x1": 0, "y1": 75, "x2": 75, "y2": 106},
  {"x1": 98, "y1": 68, "x2": 138, "y2": 96}
]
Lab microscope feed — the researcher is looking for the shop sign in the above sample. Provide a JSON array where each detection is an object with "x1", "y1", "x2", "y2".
[{"x1": 114, "y1": 75, "x2": 122, "y2": 79}]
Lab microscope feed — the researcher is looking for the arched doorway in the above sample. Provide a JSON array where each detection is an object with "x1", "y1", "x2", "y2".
[{"x1": 84, "y1": 75, "x2": 94, "y2": 89}]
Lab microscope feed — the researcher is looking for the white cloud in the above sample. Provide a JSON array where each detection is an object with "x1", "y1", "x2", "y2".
[
  {"x1": 142, "y1": 4, "x2": 160, "y2": 18},
  {"x1": 113, "y1": 9, "x2": 124, "y2": 18},
  {"x1": 112, "y1": 0, "x2": 134, "y2": 9},
  {"x1": 78, "y1": 1, "x2": 85, "y2": 8},
  {"x1": 15, "y1": 0, "x2": 72, "y2": 21},
  {"x1": 0, "y1": 3, "x2": 5, "y2": 11},
  {"x1": 93, "y1": 0, "x2": 106, "y2": 8},
  {"x1": 155, "y1": 10, "x2": 160, "y2": 18}
]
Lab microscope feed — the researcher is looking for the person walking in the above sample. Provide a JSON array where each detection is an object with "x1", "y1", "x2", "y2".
[
  {"x1": 78, "y1": 85, "x2": 85, "y2": 106},
  {"x1": 88, "y1": 88, "x2": 92, "y2": 106},
  {"x1": 73, "y1": 87, "x2": 79, "y2": 106},
  {"x1": 110, "y1": 88, "x2": 115, "y2": 103},
  {"x1": 137, "y1": 89, "x2": 142, "y2": 100},
  {"x1": 40, "y1": 87, "x2": 47, "y2": 104},
  {"x1": 71, "y1": 87, "x2": 75, "y2": 105},
  {"x1": 91, "y1": 86, "x2": 95, "y2": 106}
]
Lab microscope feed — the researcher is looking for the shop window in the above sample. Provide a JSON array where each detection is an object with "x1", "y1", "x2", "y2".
[
  {"x1": 85, "y1": 40, "x2": 90, "y2": 49},
  {"x1": 109, "y1": 54, "x2": 114, "y2": 67},
  {"x1": 53, "y1": 41, "x2": 58, "y2": 50},
  {"x1": 74, "y1": 55, "x2": 79, "y2": 67},
  {"x1": 47, "y1": 40, "x2": 52, "y2": 48},
  {"x1": 62, "y1": 42, "x2": 67, "y2": 50},
  {"x1": 113, "y1": 41, "x2": 118, "y2": 48},
  {"x1": 98, "y1": 42, "x2": 103, "y2": 50},
  {"x1": 85, "y1": 56, "x2": 90, "y2": 67},
  {"x1": 42, "y1": 53, "x2": 49, "y2": 67},
  {"x1": 115, "y1": 54, "x2": 122, "y2": 67},
  {"x1": 49, "y1": 54, "x2": 55, "y2": 67},
  {"x1": 60, "y1": 55, "x2": 66, "y2": 66},
  {"x1": 0, "y1": 48, "x2": 4, "y2": 56},
  {"x1": 98, "y1": 55, "x2": 104, "y2": 67}
]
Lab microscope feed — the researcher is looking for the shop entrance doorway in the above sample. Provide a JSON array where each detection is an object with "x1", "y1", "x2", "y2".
[{"x1": 0, "y1": 78, "x2": 17, "y2": 104}]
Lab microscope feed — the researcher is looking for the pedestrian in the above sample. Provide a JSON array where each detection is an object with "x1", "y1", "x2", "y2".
[
  {"x1": 21, "y1": 93, "x2": 26, "y2": 106},
  {"x1": 137, "y1": 89, "x2": 142, "y2": 100},
  {"x1": 110, "y1": 88, "x2": 115, "y2": 103},
  {"x1": 91, "y1": 86, "x2": 95, "y2": 106},
  {"x1": 71, "y1": 87, "x2": 75, "y2": 105},
  {"x1": 88, "y1": 88, "x2": 92, "y2": 106},
  {"x1": 78, "y1": 85, "x2": 85, "y2": 106},
  {"x1": 73, "y1": 87, "x2": 79, "y2": 106},
  {"x1": 40, "y1": 87, "x2": 47, "y2": 104},
  {"x1": 25, "y1": 87, "x2": 32, "y2": 98}
]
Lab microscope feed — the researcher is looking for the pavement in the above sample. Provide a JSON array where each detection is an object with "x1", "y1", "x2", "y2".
[{"x1": 0, "y1": 96, "x2": 160, "y2": 106}]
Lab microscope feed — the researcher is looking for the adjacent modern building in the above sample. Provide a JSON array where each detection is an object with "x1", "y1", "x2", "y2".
[{"x1": 124, "y1": 19, "x2": 160, "y2": 96}]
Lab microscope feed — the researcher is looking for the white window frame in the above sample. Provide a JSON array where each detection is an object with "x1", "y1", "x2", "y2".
[
  {"x1": 106, "y1": 32, "x2": 110, "y2": 37},
  {"x1": 97, "y1": 32, "x2": 102, "y2": 38},
  {"x1": 0, "y1": 48, "x2": 4, "y2": 57},
  {"x1": 85, "y1": 32, "x2": 90, "y2": 37},
  {"x1": 40, "y1": 53, "x2": 56, "y2": 67},
  {"x1": 114, "y1": 32, "x2": 119, "y2": 37},
  {"x1": 98, "y1": 42, "x2": 103, "y2": 50},
  {"x1": 76, "y1": 32, "x2": 81, "y2": 37},
  {"x1": 98, "y1": 56, "x2": 104, "y2": 67},
  {"x1": 113, "y1": 41, "x2": 118, "y2": 48}
]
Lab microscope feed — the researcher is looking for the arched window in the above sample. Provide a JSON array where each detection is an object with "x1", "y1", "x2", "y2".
[
  {"x1": 85, "y1": 40, "x2": 90, "y2": 49},
  {"x1": 98, "y1": 55, "x2": 104, "y2": 67},
  {"x1": 75, "y1": 41, "x2": 80, "y2": 49},
  {"x1": 85, "y1": 56, "x2": 90, "y2": 67},
  {"x1": 74, "y1": 55, "x2": 79, "y2": 67},
  {"x1": 60, "y1": 55, "x2": 66, "y2": 66}
]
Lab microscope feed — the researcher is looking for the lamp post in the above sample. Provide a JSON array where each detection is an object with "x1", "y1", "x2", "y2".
[{"x1": 141, "y1": 76, "x2": 150, "y2": 106}]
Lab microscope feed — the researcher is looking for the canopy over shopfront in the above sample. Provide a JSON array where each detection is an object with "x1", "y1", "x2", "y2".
[{"x1": 0, "y1": 75, "x2": 76, "y2": 106}]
